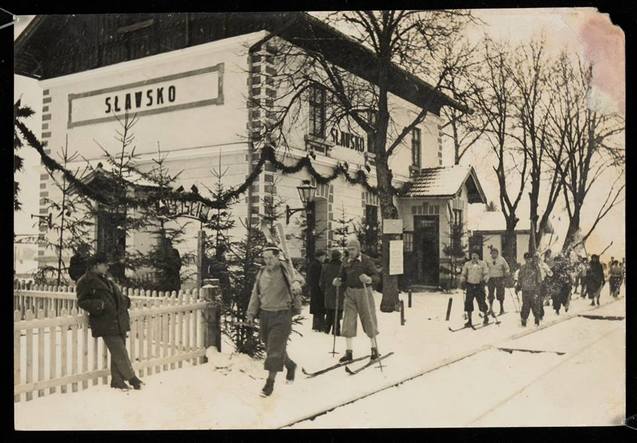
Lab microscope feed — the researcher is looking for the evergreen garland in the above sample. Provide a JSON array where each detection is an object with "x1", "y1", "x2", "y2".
[{"x1": 17, "y1": 117, "x2": 412, "y2": 213}]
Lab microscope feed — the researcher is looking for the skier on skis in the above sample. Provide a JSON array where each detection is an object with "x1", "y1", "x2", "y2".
[
  {"x1": 515, "y1": 252, "x2": 543, "y2": 327},
  {"x1": 332, "y1": 237, "x2": 381, "y2": 363},
  {"x1": 486, "y1": 247, "x2": 510, "y2": 316},
  {"x1": 460, "y1": 249, "x2": 490, "y2": 328},
  {"x1": 246, "y1": 244, "x2": 303, "y2": 397}
]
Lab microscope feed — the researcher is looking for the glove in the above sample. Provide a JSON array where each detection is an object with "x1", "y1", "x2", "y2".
[
  {"x1": 245, "y1": 316, "x2": 255, "y2": 326},
  {"x1": 333, "y1": 278, "x2": 342, "y2": 287},
  {"x1": 359, "y1": 274, "x2": 372, "y2": 285}
]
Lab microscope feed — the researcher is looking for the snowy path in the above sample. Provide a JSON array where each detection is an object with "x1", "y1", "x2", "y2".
[
  {"x1": 15, "y1": 286, "x2": 625, "y2": 429},
  {"x1": 289, "y1": 297, "x2": 625, "y2": 428}
]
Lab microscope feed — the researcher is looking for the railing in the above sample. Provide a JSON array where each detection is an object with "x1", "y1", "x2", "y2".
[{"x1": 14, "y1": 283, "x2": 221, "y2": 403}]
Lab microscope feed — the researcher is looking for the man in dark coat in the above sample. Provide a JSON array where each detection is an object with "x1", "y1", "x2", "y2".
[
  {"x1": 157, "y1": 237, "x2": 181, "y2": 293},
  {"x1": 308, "y1": 250, "x2": 327, "y2": 332},
  {"x1": 68, "y1": 243, "x2": 91, "y2": 283},
  {"x1": 586, "y1": 254, "x2": 605, "y2": 306},
  {"x1": 76, "y1": 254, "x2": 143, "y2": 390},
  {"x1": 320, "y1": 249, "x2": 344, "y2": 335}
]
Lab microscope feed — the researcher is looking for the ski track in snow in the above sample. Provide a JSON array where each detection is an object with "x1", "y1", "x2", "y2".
[{"x1": 14, "y1": 286, "x2": 625, "y2": 429}]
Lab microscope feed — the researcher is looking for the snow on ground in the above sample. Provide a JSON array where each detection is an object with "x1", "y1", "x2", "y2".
[
  {"x1": 14, "y1": 285, "x2": 624, "y2": 429},
  {"x1": 292, "y1": 296, "x2": 625, "y2": 428}
]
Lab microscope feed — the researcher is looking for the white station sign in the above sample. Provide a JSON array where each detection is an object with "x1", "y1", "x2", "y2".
[
  {"x1": 389, "y1": 240, "x2": 404, "y2": 275},
  {"x1": 68, "y1": 64, "x2": 224, "y2": 128}
]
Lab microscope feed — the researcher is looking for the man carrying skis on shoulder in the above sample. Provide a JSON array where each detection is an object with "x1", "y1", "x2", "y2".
[
  {"x1": 460, "y1": 249, "x2": 490, "y2": 328},
  {"x1": 332, "y1": 238, "x2": 381, "y2": 363},
  {"x1": 246, "y1": 244, "x2": 303, "y2": 397}
]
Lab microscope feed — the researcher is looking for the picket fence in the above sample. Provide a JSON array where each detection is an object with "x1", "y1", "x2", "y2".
[
  {"x1": 13, "y1": 281, "x2": 189, "y2": 321},
  {"x1": 14, "y1": 282, "x2": 221, "y2": 403}
]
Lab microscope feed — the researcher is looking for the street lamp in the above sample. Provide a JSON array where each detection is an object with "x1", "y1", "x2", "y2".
[
  {"x1": 285, "y1": 180, "x2": 316, "y2": 225},
  {"x1": 285, "y1": 180, "x2": 317, "y2": 277}
]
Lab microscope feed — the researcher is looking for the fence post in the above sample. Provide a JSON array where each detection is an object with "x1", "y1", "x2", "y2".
[
  {"x1": 408, "y1": 289, "x2": 412, "y2": 308},
  {"x1": 445, "y1": 297, "x2": 453, "y2": 322},
  {"x1": 400, "y1": 300, "x2": 406, "y2": 326},
  {"x1": 201, "y1": 279, "x2": 221, "y2": 361}
]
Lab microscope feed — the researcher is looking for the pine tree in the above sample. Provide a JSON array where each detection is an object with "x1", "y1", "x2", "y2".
[
  {"x1": 14, "y1": 99, "x2": 34, "y2": 211},
  {"x1": 332, "y1": 204, "x2": 356, "y2": 251},
  {"x1": 441, "y1": 220, "x2": 469, "y2": 290},
  {"x1": 226, "y1": 220, "x2": 267, "y2": 357},
  {"x1": 39, "y1": 137, "x2": 94, "y2": 286},
  {"x1": 126, "y1": 142, "x2": 192, "y2": 291},
  {"x1": 202, "y1": 158, "x2": 237, "y2": 307},
  {"x1": 89, "y1": 112, "x2": 146, "y2": 283}
]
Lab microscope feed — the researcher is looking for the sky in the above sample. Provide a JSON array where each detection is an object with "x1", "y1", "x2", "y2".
[{"x1": 13, "y1": 10, "x2": 625, "y2": 258}]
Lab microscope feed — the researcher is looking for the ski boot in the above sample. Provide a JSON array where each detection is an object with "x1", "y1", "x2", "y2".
[
  {"x1": 370, "y1": 347, "x2": 380, "y2": 361},
  {"x1": 521, "y1": 318, "x2": 527, "y2": 327},
  {"x1": 285, "y1": 362, "x2": 297, "y2": 384},
  {"x1": 261, "y1": 378, "x2": 274, "y2": 397},
  {"x1": 483, "y1": 313, "x2": 489, "y2": 326},
  {"x1": 339, "y1": 350, "x2": 353, "y2": 363}
]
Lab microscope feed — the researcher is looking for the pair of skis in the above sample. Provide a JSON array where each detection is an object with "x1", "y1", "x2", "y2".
[
  {"x1": 449, "y1": 310, "x2": 500, "y2": 332},
  {"x1": 302, "y1": 352, "x2": 394, "y2": 378}
]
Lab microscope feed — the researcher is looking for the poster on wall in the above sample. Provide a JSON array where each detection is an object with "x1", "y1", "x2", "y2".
[{"x1": 389, "y1": 240, "x2": 404, "y2": 275}]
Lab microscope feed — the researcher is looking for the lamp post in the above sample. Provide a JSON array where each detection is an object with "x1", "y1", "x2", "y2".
[{"x1": 286, "y1": 180, "x2": 317, "y2": 274}]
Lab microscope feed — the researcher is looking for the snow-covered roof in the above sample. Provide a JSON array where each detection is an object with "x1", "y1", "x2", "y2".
[
  {"x1": 404, "y1": 165, "x2": 486, "y2": 204},
  {"x1": 468, "y1": 210, "x2": 531, "y2": 233}
]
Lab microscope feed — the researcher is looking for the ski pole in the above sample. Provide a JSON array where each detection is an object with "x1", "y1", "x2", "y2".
[
  {"x1": 362, "y1": 281, "x2": 383, "y2": 372},
  {"x1": 330, "y1": 286, "x2": 339, "y2": 356}
]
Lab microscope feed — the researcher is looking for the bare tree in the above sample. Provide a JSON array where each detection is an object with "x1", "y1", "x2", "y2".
[
  {"x1": 439, "y1": 39, "x2": 488, "y2": 165},
  {"x1": 252, "y1": 10, "x2": 476, "y2": 310},
  {"x1": 471, "y1": 38, "x2": 527, "y2": 266},
  {"x1": 546, "y1": 53, "x2": 625, "y2": 251},
  {"x1": 508, "y1": 39, "x2": 563, "y2": 252}
]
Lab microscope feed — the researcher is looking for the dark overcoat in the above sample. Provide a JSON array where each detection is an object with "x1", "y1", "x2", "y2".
[
  {"x1": 586, "y1": 262, "x2": 605, "y2": 293},
  {"x1": 320, "y1": 259, "x2": 344, "y2": 310},
  {"x1": 76, "y1": 271, "x2": 131, "y2": 338},
  {"x1": 308, "y1": 258, "x2": 324, "y2": 314}
]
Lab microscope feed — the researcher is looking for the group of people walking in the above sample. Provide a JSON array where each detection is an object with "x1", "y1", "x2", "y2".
[{"x1": 460, "y1": 246, "x2": 623, "y2": 329}]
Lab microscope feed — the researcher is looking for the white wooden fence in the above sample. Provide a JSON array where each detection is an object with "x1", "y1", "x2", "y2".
[
  {"x1": 14, "y1": 283, "x2": 221, "y2": 403},
  {"x1": 13, "y1": 281, "x2": 185, "y2": 320}
]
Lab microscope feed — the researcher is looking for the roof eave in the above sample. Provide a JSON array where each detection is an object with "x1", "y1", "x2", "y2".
[{"x1": 467, "y1": 167, "x2": 487, "y2": 204}]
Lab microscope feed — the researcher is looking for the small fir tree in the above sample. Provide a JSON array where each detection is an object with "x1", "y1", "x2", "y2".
[{"x1": 39, "y1": 137, "x2": 95, "y2": 286}]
